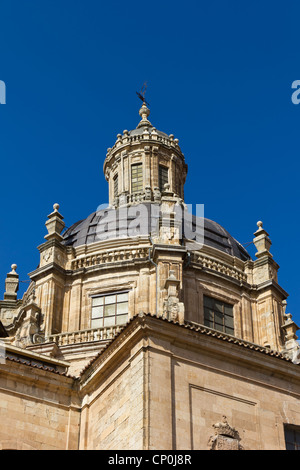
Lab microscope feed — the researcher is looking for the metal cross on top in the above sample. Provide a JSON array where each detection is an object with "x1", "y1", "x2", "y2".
[{"x1": 136, "y1": 82, "x2": 150, "y2": 106}]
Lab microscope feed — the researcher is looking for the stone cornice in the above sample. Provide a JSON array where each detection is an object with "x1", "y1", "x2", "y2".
[
  {"x1": 79, "y1": 313, "x2": 299, "y2": 393},
  {"x1": 71, "y1": 246, "x2": 150, "y2": 271},
  {"x1": 0, "y1": 299, "x2": 23, "y2": 310},
  {"x1": 3, "y1": 343, "x2": 72, "y2": 376},
  {"x1": 37, "y1": 238, "x2": 68, "y2": 254},
  {"x1": 189, "y1": 252, "x2": 248, "y2": 284},
  {"x1": 29, "y1": 262, "x2": 69, "y2": 282},
  {"x1": 104, "y1": 135, "x2": 186, "y2": 175},
  {"x1": 255, "y1": 279, "x2": 289, "y2": 298}
]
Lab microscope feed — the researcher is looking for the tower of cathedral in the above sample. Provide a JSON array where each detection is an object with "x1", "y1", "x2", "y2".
[{"x1": 0, "y1": 103, "x2": 300, "y2": 450}]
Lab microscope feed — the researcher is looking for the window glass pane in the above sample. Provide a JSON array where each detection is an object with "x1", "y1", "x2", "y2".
[
  {"x1": 286, "y1": 443, "x2": 295, "y2": 450},
  {"x1": 225, "y1": 327, "x2": 234, "y2": 335},
  {"x1": 105, "y1": 294, "x2": 116, "y2": 304},
  {"x1": 159, "y1": 165, "x2": 168, "y2": 192},
  {"x1": 92, "y1": 306, "x2": 103, "y2": 318},
  {"x1": 116, "y1": 314, "x2": 128, "y2": 325},
  {"x1": 204, "y1": 308, "x2": 214, "y2": 322},
  {"x1": 117, "y1": 302, "x2": 128, "y2": 314},
  {"x1": 215, "y1": 311, "x2": 224, "y2": 325},
  {"x1": 104, "y1": 316, "x2": 116, "y2": 327},
  {"x1": 92, "y1": 297, "x2": 104, "y2": 307},
  {"x1": 295, "y1": 431, "x2": 300, "y2": 445},
  {"x1": 117, "y1": 293, "x2": 128, "y2": 302},
  {"x1": 225, "y1": 315, "x2": 234, "y2": 328},
  {"x1": 224, "y1": 305, "x2": 233, "y2": 316},
  {"x1": 131, "y1": 164, "x2": 143, "y2": 192},
  {"x1": 285, "y1": 426, "x2": 300, "y2": 450},
  {"x1": 91, "y1": 291, "x2": 129, "y2": 328},
  {"x1": 204, "y1": 318, "x2": 213, "y2": 328},
  {"x1": 204, "y1": 296, "x2": 213, "y2": 308},
  {"x1": 214, "y1": 324, "x2": 223, "y2": 333},
  {"x1": 104, "y1": 304, "x2": 115, "y2": 316},
  {"x1": 91, "y1": 318, "x2": 102, "y2": 329},
  {"x1": 285, "y1": 429, "x2": 294, "y2": 442},
  {"x1": 203, "y1": 296, "x2": 234, "y2": 335},
  {"x1": 214, "y1": 301, "x2": 223, "y2": 313}
]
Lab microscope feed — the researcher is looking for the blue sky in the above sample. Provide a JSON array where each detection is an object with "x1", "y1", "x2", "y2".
[{"x1": 0, "y1": 1, "x2": 299, "y2": 325}]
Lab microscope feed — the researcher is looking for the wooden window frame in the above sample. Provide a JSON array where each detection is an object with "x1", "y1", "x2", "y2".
[
  {"x1": 203, "y1": 295, "x2": 234, "y2": 335},
  {"x1": 91, "y1": 291, "x2": 129, "y2": 329}
]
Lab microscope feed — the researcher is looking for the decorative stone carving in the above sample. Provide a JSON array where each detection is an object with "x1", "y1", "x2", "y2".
[
  {"x1": 14, "y1": 296, "x2": 44, "y2": 348},
  {"x1": 208, "y1": 415, "x2": 243, "y2": 450},
  {"x1": 71, "y1": 246, "x2": 149, "y2": 270},
  {"x1": 43, "y1": 248, "x2": 53, "y2": 263},
  {"x1": 119, "y1": 192, "x2": 128, "y2": 207},
  {"x1": 14, "y1": 312, "x2": 42, "y2": 348},
  {"x1": 281, "y1": 301, "x2": 300, "y2": 364},
  {"x1": 162, "y1": 270, "x2": 184, "y2": 323},
  {"x1": 153, "y1": 187, "x2": 161, "y2": 202},
  {"x1": 144, "y1": 186, "x2": 152, "y2": 201}
]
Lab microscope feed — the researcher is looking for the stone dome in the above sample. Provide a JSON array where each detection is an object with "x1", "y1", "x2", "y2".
[{"x1": 62, "y1": 205, "x2": 251, "y2": 261}]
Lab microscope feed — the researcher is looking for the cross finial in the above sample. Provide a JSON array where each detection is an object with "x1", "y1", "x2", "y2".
[{"x1": 136, "y1": 82, "x2": 150, "y2": 106}]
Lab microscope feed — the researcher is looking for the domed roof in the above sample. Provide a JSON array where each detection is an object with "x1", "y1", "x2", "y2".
[
  {"x1": 62, "y1": 205, "x2": 250, "y2": 261},
  {"x1": 127, "y1": 126, "x2": 169, "y2": 139}
]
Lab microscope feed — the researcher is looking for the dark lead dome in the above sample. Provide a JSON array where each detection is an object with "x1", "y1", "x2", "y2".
[{"x1": 62, "y1": 205, "x2": 251, "y2": 261}]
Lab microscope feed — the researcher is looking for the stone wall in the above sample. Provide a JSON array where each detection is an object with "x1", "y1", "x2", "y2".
[
  {"x1": 0, "y1": 359, "x2": 80, "y2": 450},
  {"x1": 79, "y1": 335, "x2": 147, "y2": 450}
]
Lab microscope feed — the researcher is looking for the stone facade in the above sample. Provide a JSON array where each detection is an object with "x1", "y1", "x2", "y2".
[{"x1": 0, "y1": 103, "x2": 299, "y2": 450}]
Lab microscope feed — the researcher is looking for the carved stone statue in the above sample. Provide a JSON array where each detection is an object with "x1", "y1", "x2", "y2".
[{"x1": 162, "y1": 270, "x2": 184, "y2": 323}]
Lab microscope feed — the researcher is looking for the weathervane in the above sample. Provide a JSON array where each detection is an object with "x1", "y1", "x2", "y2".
[{"x1": 136, "y1": 82, "x2": 150, "y2": 106}]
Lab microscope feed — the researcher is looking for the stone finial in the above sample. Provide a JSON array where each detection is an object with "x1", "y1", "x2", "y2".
[
  {"x1": 137, "y1": 102, "x2": 152, "y2": 128},
  {"x1": 281, "y1": 301, "x2": 300, "y2": 364},
  {"x1": 10, "y1": 264, "x2": 17, "y2": 273},
  {"x1": 4, "y1": 264, "x2": 19, "y2": 301},
  {"x1": 282, "y1": 299, "x2": 287, "y2": 316},
  {"x1": 45, "y1": 203, "x2": 65, "y2": 242},
  {"x1": 253, "y1": 220, "x2": 272, "y2": 258}
]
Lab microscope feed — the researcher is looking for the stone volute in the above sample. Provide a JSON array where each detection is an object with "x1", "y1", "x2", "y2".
[{"x1": 103, "y1": 103, "x2": 188, "y2": 208}]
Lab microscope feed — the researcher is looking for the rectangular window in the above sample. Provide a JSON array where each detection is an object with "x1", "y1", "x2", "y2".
[
  {"x1": 113, "y1": 173, "x2": 118, "y2": 198},
  {"x1": 159, "y1": 165, "x2": 169, "y2": 192},
  {"x1": 203, "y1": 295, "x2": 234, "y2": 335},
  {"x1": 91, "y1": 292, "x2": 128, "y2": 329},
  {"x1": 285, "y1": 425, "x2": 300, "y2": 450},
  {"x1": 131, "y1": 163, "x2": 143, "y2": 192}
]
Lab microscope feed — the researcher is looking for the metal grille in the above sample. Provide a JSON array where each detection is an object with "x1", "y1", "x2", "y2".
[
  {"x1": 131, "y1": 163, "x2": 143, "y2": 192},
  {"x1": 203, "y1": 295, "x2": 234, "y2": 335}
]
